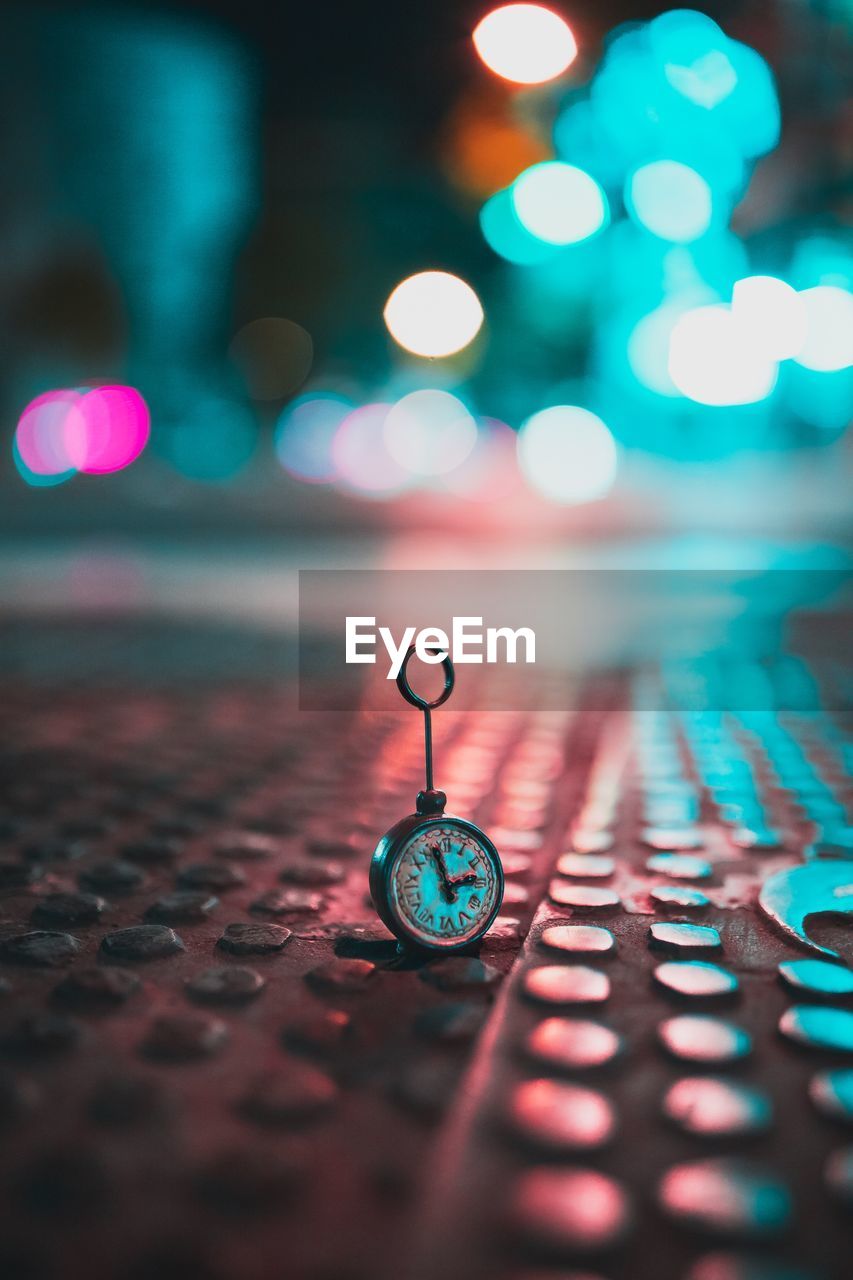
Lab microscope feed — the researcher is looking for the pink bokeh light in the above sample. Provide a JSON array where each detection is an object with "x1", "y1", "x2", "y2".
[
  {"x1": 65, "y1": 385, "x2": 150, "y2": 474},
  {"x1": 15, "y1": 385, "x2": 150, "y2": 481},
  {"x1": 15, "y1": 390, "x2": 82, "y2": 475}
]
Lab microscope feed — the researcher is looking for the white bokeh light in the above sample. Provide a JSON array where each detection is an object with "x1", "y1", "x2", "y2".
[
  {"x1": 731, "y1": 276, "x2": 807, "y2": 360},
  {"x1": 332, "y1": 404, "x2": 415, "y2": 497},
  {"x1": 473, "y1": 5, "x2": 577, "y2": 85},
  {"x1": 668, "y1": 304, "x2": 778, "y2": 405},
  {"x1": 383, "y1": 271, "x2": 484, "y2": 359},
  {"x1": 383, "y1": 389, "x2": 478, "y2": 477},
  {"x1": 794, "y1": 285, "x2": 853, "y2": 372},
  {"x1": 517, "y1": 405, "x2": 618, "y2": 504},
  {"x1": 512, "y1": 162, "x2": 608, "y2": 245}
]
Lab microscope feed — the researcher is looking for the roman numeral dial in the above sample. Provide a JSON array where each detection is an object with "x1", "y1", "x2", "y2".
[{"x1": 388, "y1": 821, "x2": 501, "y2": 947}]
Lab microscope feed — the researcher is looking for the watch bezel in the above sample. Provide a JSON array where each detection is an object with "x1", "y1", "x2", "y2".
[{"x1": 369, "y1": 811, "x2": 504, "y2": 951}]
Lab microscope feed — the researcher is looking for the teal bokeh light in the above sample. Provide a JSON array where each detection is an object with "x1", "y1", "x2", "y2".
[
  {"x1": 479, "y1": 188, "x2": 558, "y2": 265},
  {"x1": 627, "y1": 160, "x2": 713, "y2": 243},
  {"x1": 161, "y1": 399, "x2": 258, "y2": 481},
  {"x1": 275, "y1": 392, "x2": 353, "y2": 482}
]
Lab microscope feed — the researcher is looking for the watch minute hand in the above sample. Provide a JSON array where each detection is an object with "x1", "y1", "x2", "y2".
[{"x1": 430, "y1": 845, "x2": 457, "y2": 903}]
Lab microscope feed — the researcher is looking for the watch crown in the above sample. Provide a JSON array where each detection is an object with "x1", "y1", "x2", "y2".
[{"x1": 416, "y1": 789, "x2": 446, "y2": 815}]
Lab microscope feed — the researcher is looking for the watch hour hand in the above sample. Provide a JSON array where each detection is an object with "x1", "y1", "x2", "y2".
[{"x1": 447, "y1": 872, "x2": 478, "y2": 889}]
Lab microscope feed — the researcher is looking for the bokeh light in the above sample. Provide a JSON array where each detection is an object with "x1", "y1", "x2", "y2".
[
  {"x1": 275, "y1": 392, "x2": 353, "y2": 483},
  {"x1": 383, "y1": 389, "x2": 477, "y2": 477},
  {"x1": 14, "y1": 390, "x2": 81, "y2": 478},
  {"x1": 442, "y1": 93, "x2": 549, "y2": 198},
  {"x1": 479, "y1": 188, "x2": 557, "y2": 265},
  {"x1": 472, "y1": 5, "x2": 577, "y2": 86},
  {"x1": 517, "y1": 405, "x2": 618, "y2": 504},
  {"x1": 668, "y1": 305, "x2": 778, "y2": 405},
  {"x1": 794, "y1": 286, "x2": 853, "y2": 372},
  {"x1": 731, "y1": 276, "x2": 807, "y2": 361},
  {"x1": 332, "y1": 404, "x2": 415, "y2": 497},
  {"x1": 383, "y1": 271, "x2": 484, "y2": 358},
  {"x1": 627, "y1": 161, "x2": 712, "y2": 243},
  {"x1": 627, "y1": 303, "x2": 693, "y2": 397},
  {"x1": 160, "y1": 398, "x2": 256, "y2": 481},
  {"x1": 512, "y1": 162, "x2": 608, "y2": 246},
  {"x1": 65, "y1": 385, "x2": 150, "y2": 474},
  {"x1": 14, "y1": 386, "x2": 150, "y2": 484},
  {"x1": 650, "y1": 9, "x2": 738, "y2": 110},
  {"x1": 229, "y1": 317, "x2": 313, "y2": 401}
]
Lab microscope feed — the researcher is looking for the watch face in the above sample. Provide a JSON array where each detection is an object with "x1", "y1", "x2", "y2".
[{"x1": 387, "y1": 820, "x2": 502, "y2": 947}]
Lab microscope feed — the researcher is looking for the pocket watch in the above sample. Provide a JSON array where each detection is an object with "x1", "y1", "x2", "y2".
[{"x1": 369, "y1": 646, "x2": 504, "y2": 951}]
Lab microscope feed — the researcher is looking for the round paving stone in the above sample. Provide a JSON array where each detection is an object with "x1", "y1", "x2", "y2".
[
  {"x1": 525, "y1": 1017, "x2": 622, "y2": 1071},
  {"x1": 279, "y1": 860, "x2": 346, "y2": 886},
  {"x1": 79, "y1": 860, "x2": 145, "y2": 894},
  {"x1": 250, "y1": 889, "x2": 323, "y2": 915},
  {"x1": 731, "y1": 827, "x2": 782, "y2": 852},
  {"x1": 89, "y1": 1074, "x2": 173, "y2": 1127},
  {"x1": 569, "y1": 829, "x2": 614, "y2": 854},
  {"x1": 809, "y1": 1069, "x2": 853, "y2": 1123},
  {"x1": 647, "y1": 854, "x2": 712, "y2": 880},
  {"x1": 217, "y1": 923, "x2": 291, "y2": 956},
  {"x1": 654, "y1": 961, "x2": 739, "y2": 1000},
  {"x1": 53, "y1": 966, "x2": 140, "y2": 1010},
  {"x1": 186, "y1": 966, "x2": 266, "y2": 1005},
  {"x1": 658, "y1": 1159, "x2": 791, "y2": 1238},
  {"x1": 391, "y1": 1057, "x2": 462, "y2": 1118},
  {"x1": 0, "y1": 1011, "x2": 81, "y2": 1056},
  {"x1": 548, "y1": 882, "x2": 621, "y2": 911},
  {"x1": 215, "y1": 832, "x2": 282, "y2": 860},
  {"x1": 778, "y1": 1006, "x2": 853, "y2": 1053},
  {"x1": 122, "y1": 837, "x2": 182, "y2": 864},
  {"x1": 177, "y1": 863, "x2": 246, "y2": 891},
  {"x1": 649, "y1": 922, "x2": 722, "y2": 955},
  {"x1": 0, "y1": 860, "x2": 42, "y2": 889},
  {"x1": 524, "y1": 965, "x2": 610, "y2": 1007},
  {"x1": 824, "y1": 1146, "x2": 853, "y2": 1204},
  {"x1": 101, "y1": 925, "x2": 184, "y2": 962},
  {"x1": 146, "y1": 891, "x2": 218, "y2": 923},
  {"x1": 194, "y1": 1148, "x2": 296, "y2": 1216},
  {"x1": 239, "y1": 1063, "x2": 338, "y2": 1126},
  {"x1": 414, "y1": 1001, "x2": 487, "y2": 1044},
  {"x1": 663, "y1": 1077, "x2": 771, "y2": 1137},
  {"x1": 556, "y1": 854, "x2": 615, "y2": 880},
  {"x1": 31, "y1": 893, "x2": 105, "y2": 927},
  {"x1": 778, "y1": 959, "x2": 853, "y2": 998},
  {"x1": 142, "y1": 1013, "x2": 228, "y2": 1061},
  {"x1": 501, "y1": 852, "x2": 533, "y2": 876},
  {"x1": 16, "y1": 1146, "x2": 108, "y2": 1217},
  {"x1": 419, "y1": 957, "x2": 501, "y2": 991},
  {"x1": 642, "y1": 827, "x2": 704, "y2": 851},
  {"x1": 651, "y1": 885, "x2": 710, "y2": 910},
  {"x1": 0, "y1": 1069, "x2": 40, "y2": 1125},
  {"x1": 508, "y1": 1079, "x2": 616, "y2": 1151},
  {"x1": 511, "y1": 1166, "x2": 632, "y2": 1252},
  {"x1": 282, "y1": 1009, "x2": 352, "y2": 1056},
  {"x1": 503, "y1": 881, "x2": 531, "y2": 908},
  {"x1": 0, "y1": 932, "x2": 81, "y2": 967},
  {"x1": 24, "y1": 839, "x2": 89, "y2": 864},
  {"x1": 658, "y1": 1016, "x2": 752, "y2": 1065},
  {"x1": 306, "y1": 957, "x2": 376, "y2": 994},
  {"x1": 539, "y1": 924, "x2": 615, "y2": 956}
]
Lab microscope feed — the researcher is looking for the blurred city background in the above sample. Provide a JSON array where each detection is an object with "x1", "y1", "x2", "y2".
[{"x1": 0, "y1": 0, "x2": 851, "y2": 603}]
